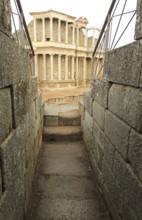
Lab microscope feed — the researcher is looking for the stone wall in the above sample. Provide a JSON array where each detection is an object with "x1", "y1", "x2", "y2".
[
  {"x1": 80, "y1": 1, "x2": 142, "y2": 219},
  {"x1": 0, "y1": 1, "x2": 43, "y2": 219}
]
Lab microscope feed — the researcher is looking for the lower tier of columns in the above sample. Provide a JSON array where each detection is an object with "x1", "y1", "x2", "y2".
[{"x1": 34, "y1": 54, "x2": 94, "y2": 87}]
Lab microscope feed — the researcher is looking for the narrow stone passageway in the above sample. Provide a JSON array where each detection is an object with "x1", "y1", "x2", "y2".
[
  {"x1": 26, "y1": 102, "x2": 111, "y2": 220},
  {"x1": 26, "y1": 141, "x2": 111, "y2": 220}
]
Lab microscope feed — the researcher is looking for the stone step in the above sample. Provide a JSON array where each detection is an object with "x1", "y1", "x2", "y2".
[
  {"x1": 42, "y1": 126, "x2": 83, "y2": 142},
  {"x1": 44, "y1": 110, "x2": 81, "y2": 126}
]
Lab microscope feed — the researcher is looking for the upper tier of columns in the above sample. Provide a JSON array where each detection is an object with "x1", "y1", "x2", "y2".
[{"x1": 33, "y1": 17, "x2": 99, "y2": 48}]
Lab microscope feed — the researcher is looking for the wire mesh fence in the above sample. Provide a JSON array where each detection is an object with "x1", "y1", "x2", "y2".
[{"x1": 91, "y1": 0, "x2": 137, "y2": 80}]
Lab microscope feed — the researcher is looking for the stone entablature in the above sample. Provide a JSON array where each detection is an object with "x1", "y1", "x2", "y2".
[{"x1": 28, "y1": 10, "x2": 102, "y2": 88}]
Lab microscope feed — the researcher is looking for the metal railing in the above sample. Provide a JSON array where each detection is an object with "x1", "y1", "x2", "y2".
[
  {"x1": 10, "y1": 0, "x2": 35, "y2": 76},
  {"x1": 91, "y1": 0, "x2": 137, "y2": 79}
]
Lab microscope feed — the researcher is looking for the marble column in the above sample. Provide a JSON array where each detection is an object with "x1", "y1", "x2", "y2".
[
  {"x1": 77, "y1": 27, "x2": 79, "y2": 46},
  {"x1": 71, "y1": 56, "x2": 74, "y2": 80},
  {"x1": 83, "y1": 57, "x2": 86, "y2": 86},
  {"x1": 72, "y1": 25, "x2": 75, "y2": 44},
  {"x1": 58, "y1": 19, "x2": 61, "y2": 42},
  {"x1": 58, "y1": 54, "x2": 61, "y2": 80},
  {"x1": 76, "y1": 56, "x2": 79, "y2": 86},
  {"x1": 65, "y1": 21, "x2": 68, "y2": 43},
  {"x1": 92, "y1": 29, "x2": 95, "y2": 47},
  {"x1": 34, "y1": 18, "x2": 37, "y2": 42},
  {"x1": 43, "y1": 54, "x2": 46, "y2": 80},
  {"x1": 65, "y1": 55, "x2": 68, "y2": 80},
  {"x1": 34, "y1": 54, "x2": 38, "y2": 77},
  {"x1": 50, "y1": 54, "x2": 54, "y2": 80},
  {"x1": 50, "y1": 17, "x2": 53, "y2": 41},
  {"x1": 42, "y1": 18, "x2": 45, "y2": 41},
  {"x1": 84, "y1": 28, "x2": 88, "y2": 47}
]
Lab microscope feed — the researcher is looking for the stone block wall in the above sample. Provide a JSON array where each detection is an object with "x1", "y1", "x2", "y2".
[
  {"x1": 81, "y1": 79, "x2": 142, "y2": 220},
  {"x1": 80, "y1": 39, "x2": 142, "y2": 219},
  {"x1": 0, "y1": 1, "x2": 43, "y2": 219}
]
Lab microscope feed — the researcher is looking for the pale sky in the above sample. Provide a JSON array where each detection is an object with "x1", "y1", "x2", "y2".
[
  {"x1": 17, "y1": 0, "x2": 137, "y2": 47},
  {"x1": 20, "y1": 0, "x2": 112, "y2": 29}
]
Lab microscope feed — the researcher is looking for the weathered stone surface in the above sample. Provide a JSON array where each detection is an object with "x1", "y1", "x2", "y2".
[
  {"x1": 102, "y1": 159, "x2": 123, "y2": 215},
  {"x1": 0, "y1": 88, "x2": 12, "y2": 145},
  {"x1": 0, "y1": 33, "x2": 30, "y2": 89},
  {"x1": 35, "y1": 90, "x2": 42, "y2": 118},
  {"x1": 79, "y1": 99, "x2": 85, "y2": 119},
  {"x1": 84, "y1": 92, "x2": 93, "y2": 116},
  {"x1": 105, "y1": 110, "x2": 130, "y2": 159},
  {"x1": 0, "y1": 115, "x2": 28, "y2": 189},
  {"x1": 135, "y1": 0, "x2": 142, "y2": 40},
  {"x1": 108, "y1": 84, "x2": 142, "y2": 133},
  {"x1": 104, "y1": 42, "x2": 141, "y2": 87},
  {"x1": 113, "y1": 152, "x2": 142, "y2": 220},
  {"x1": 91, "y1": 79, "x2": 111, "y2": 108},
  {"x1": 93, "y1": 100, "x2": 105, "y2": 130},
  {"x1": 0, "y1": 168, "x2": 2, "y2": 198},
  {"x1": 29, "y1": 77, "x2": 38, "y2": 102},
  {"x1": 44, "y1": 115, "x2": 58, "y2": 126},
  {"x1": 93, "y1": 122, "x2": 115, "y2": 169},
  {"x1": 27, "y1": 102, "x2": 36, "y2": 131},
  {"x1": 0, "y1": 0, "x2": 11, "y2": 33},
  {"x1": 103, "y1": 184, "x2": 122, "y2": 220},
  {"x1": 84, "y1": 111, "x2": 93, "y2": 133},
  {"x1": 122, "y1": 200, "x2": 138, "y2": 220},
  {"x1": 12, "y1": 81, "x2": 30, "y2": 127},
  {"x1": 128, "y1": 129, "x2": 142, "y2": 182}
]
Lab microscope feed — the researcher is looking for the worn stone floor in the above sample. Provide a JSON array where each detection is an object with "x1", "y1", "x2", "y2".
[{"x1": 26, "y1": 141, "x2": 112, "y2": 220}]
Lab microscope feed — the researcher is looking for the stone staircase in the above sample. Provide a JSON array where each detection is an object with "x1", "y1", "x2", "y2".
[
  {"x1": 42, "y1": 103, "x2": 83, "y2": 142},
  {"x1": 26, "y1": 102, "x2": 111, "y2": 220}
]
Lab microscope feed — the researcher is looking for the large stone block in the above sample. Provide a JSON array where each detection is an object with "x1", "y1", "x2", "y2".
[
  {"x1": 104, "y1": 42, "x2": 141, "y2": 87},
  {"x1": 0, "y1": 33, "x2": 30, "y2": 89},
  {"x1": 90, "y1": 155, "x2": 104, "y2": 189},
  {"x1": 128, "y1": 129, "x2": 142, "y2": 182},
  {"x1": 0, "y1": 116, "x2": 28, "y2": 189},
  {"x1": 105, "y1": 111, "x2": 130, "y2": 159},
  {"x1": 0, "y1": 88, "x2": 12, "y2": 145},
  {"x1": 93, "y1": 100, "x2": 105, "y2": 130},
  {"x1": 91, "y1": 79, "x2": 111, "y2": 108},
  {"x1": 113, "y1": 152, "x2": 142, "y2": 220},
  {"x1": 12, "y1": 81, "x2": 30, "y2": 127},
  {"x1": 102, "y1": 159, "x2": 123, "y2": 215},
  {"x1": 108, "y1": 84, "x2": 142, "y2": 133},
  {"x1": 135, "y1": 0, "x2": 142, "y2": 40},
  {"x1": 0, "y1": 0, "x2": 11, "y2": 34},
  {"x1": 93, "y1": 121, "x2": 115, "y2": 170},
  {"x1": 83, "y1": 92, "x2": 93, "y2": 116}
]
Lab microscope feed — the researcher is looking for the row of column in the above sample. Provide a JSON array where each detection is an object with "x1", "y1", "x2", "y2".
[
  {"x1": 33, "y1": 17, "x2": 96, "y2": 47},
  {"x1": 34, "y1": 54, "x2": 87, "y2": 83}
]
